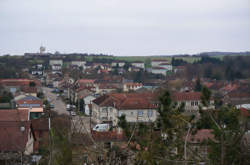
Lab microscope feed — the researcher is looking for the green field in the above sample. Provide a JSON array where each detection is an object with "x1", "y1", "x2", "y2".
[{"x1": 85, "y1": 55, "x2": 201, "y2": 63}]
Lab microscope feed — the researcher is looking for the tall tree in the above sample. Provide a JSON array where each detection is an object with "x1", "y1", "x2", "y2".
[
  {"x1": 197, "y1": 87, "x2": 248, "y2": 165},
  {"x1": 194, "y1": 78, "x2": 202, "y2": 92}
]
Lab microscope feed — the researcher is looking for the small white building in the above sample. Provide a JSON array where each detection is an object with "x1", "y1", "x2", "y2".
[
  {"x1": 131, "y1": 62, "x2": 145, "y2": 69},
  {"x1": 111, "y1": 61, "x2": 125, "y2": 67},
  {"x1": 172, "y1": 92, "x2": 214, "y2": 112},
  {"x1": 123, "y1": 83, "x2": 143, "y2": 92},
  {"x1": 159, "y1": 63, "x2": 173, "y2": 71},
  {"x1": 92, "y1": 93, "x2": 158, "y2": 126},
  {"x1": 151, "y1": 67, "x2": 167, "y2": 76},
  {"x1": 31, "y1": 70, "x2": 43, "y2": 75},
  {"x1": 49, "y1": 59, "x2": 63, "y2": 66},
  {"x1": 52, "y1": 64, "x2": 62, "y2": 71},
  {"x1": 151, "y1": 59, "x2": 170, "y2": 67},
  {"x1": 71, "y1": 60, "x2": 86, "y2": 68}
]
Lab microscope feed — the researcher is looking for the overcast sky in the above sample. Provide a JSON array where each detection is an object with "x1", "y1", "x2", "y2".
[{"x1": 0, "y1": 0, "x2": 249, "y2": 56}]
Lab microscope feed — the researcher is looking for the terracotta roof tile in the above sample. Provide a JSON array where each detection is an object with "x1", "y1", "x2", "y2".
[
  {"x1": 93, "y1": 92, "x2": 157, "y2": 110},
  {"x1": 31, "y1": 118, "x2": 49, "y2": 131},
  {"x1": 172, "y1": 92, "x2": 202, "y2": 101},
  {"x1": 0, "y1": 109, "x2": 30, "y2": 152},
  {"x1": 187, "y1": 129, "x2": 215, "y2": 143},
  {"x1": 240, "y1": 108, "x2": 250, "y2": 117},
  {"x1": 0, "y1": 79, "x2": 41, "y2": 87},
  {"x1": 0, "y1": 109, "x2": 29, "y2": 121}
]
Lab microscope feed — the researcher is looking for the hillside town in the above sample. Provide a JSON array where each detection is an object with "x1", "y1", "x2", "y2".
[{"x1": 0, "y1": 52, "x2": 249, "y2": 164}]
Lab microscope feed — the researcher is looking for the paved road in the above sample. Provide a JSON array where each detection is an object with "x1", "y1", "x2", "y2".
[
  {"x1": 42, "y1": 87, "x2": 68, "y2": 115},
  {"x1": 43, "y1": 87, "x2": 95, "y2": 133}
]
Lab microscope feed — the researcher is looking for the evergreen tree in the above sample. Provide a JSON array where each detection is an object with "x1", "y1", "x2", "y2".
[
  {"x1": 194, "y1": 78, "x2": 202, "y2": 92},
  {"x1": 197, "y1": 87, "x2": 248, "y2": 165}
]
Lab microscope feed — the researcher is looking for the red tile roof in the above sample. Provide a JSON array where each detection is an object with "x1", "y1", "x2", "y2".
[
  {"x1": 240, "y1": 108, "x2": 250, "y2": 117},
  {"x1": 124, "y1": 83, "x2": 142, "y2": 88},
  {"x1": 159, "y1": 63, "x2": 170, "y2": 65},
  {"x1": 0, "y1": 79, "x2": 41, "y2": 87},
  {"x1": 76, "y1": 79, "x2": 95, "y2": 84},
  {"x1": 16, "y1": 100, "x2": 43, "y2": 108},
  {"x1": 228, "y1": 92, "x2": 250, "y2": 98},
  {"x1": 93, "y1": 92, "x2": 157, "y2": 110},
  {"x1": 91, "y1": 130, "x2": 125, "y2": 142},
  {"x1": 0, "y1": 109, "x2": 31, "y2": 152},
  {"x1": 31, "y1": 118, "x2": 49, "y2": 131},
  {"x1": 187, "y1": 129, "x2": 215, "y2": 143},
  {"x1": 152, "y1": 67, "x2": 166, "y2": 70},
  {"x1": 21, "y1": 86, "x2": 37, "y2": 93},
  {"x1": 222, "y1": 83, "x2": 239, "y2": 92},
  {"x1": 98, "y1": 83, "x2": 118, "y2": 89},
  {"x1": 203, "y1": 82, "x2": 214, "y2": 88},
  {"x1": 0, "y1": 121, "x2": 31, "y2": 152},
  {"x1": 0, "y1": 109, "x2": 29, "y2": 121},
  {"x1": 172, "y1": 92, "x2": 202, "y2": 101}
]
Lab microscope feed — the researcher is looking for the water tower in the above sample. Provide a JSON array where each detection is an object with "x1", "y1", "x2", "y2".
[{"x1": 40, "y1": 46, "x2": 46, "y2": 54}]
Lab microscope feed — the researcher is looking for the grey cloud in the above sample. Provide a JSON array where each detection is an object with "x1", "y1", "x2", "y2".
[{"x1": 0, "y1": 0, "x2": 249, "y2": 55}]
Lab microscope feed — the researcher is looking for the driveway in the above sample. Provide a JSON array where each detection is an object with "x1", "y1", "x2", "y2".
[{"x1": 42, "y1": 87, "x2": 68, "y2": 115}]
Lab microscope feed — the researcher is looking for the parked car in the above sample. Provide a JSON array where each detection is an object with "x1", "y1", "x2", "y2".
[
  {"x1": 66, "y1": 104, "x2": 71, "y2": 111},
  {"x1": 70, "y1": 111, "x2": 76, "y2": 116},
  {"x1": 50, "y1": 104, "x2": 55, "y2": 109},
  {"x1": 93, "y1": 124, "x2": 110, "y2": 132}
]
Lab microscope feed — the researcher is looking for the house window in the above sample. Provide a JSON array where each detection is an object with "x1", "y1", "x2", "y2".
[
  {"x1": 118, "y1": 111, "x2": 122, "y2": 117},
  {"x1": 191, "y1": 102, "x2": 194, "y2": 106},
  {"x1": 109, "y1": 108, "x2": 113, "y2": 113},
  {"x1": 137, "y1": 110, "x2": 143, "y2": 117},
  {"x1": 102, "y1": 108, "x2": 107, "y2": 113},
  {"x1": 195, "y1": 101, "x2": 199, "y2": 106},
  {"x1": 148, "y1": 110, "x2": 153, "y2": 117}
]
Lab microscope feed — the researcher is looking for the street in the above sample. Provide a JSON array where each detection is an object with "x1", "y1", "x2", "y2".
[
  {"x1": 42, "y1": 87, "x2": 93, "y2": 133},
  {"x1": 42, "y1": 87, "x2": 68, "y2": 115}
]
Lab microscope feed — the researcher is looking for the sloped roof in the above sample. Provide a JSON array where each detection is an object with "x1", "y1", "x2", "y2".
[
  {"x1": 0, "y1": 121, "x2": 31, "y2": 152},
  {"x1": 21, "y1": 86, "x2": 37, "y2": 93},
  {"x1": 98, "y1": 83, "x2": 118, "y2": 89},
  {"x1": 187, "y1": 129, "x2": 215, "y2": 143},
  {"x1": 172, "y1": 92, "x2": 201, "y2": 101},
  {"x1": 240, "y1": 108, "x2": 250, "y2": 117},
  {"x1": 0, "y1": 109, "x2": 30, "y2": 152},
  {"x1": 16, "y1": 99, "x2": 43, "y2": 108},
  {"x1": 0, "y1": 109, "x2": 29, "y2": 121},
  {"x1": 159, "y1": 63, "x2": 170, "y2": 65},
  {"x1": 31, "y1": 118, "x2": 49, "y2": 131},
  {"x1": 152, "y1": 67, "x2": 166, "y2": 70},
  {"x1": 77, "y1": 79, "x2": 95, "y2": 84},
  {"x1": 93, "y1": 92, "x2": 157, "y2": 110},
  {"x1": 124, "y1": 83, "x2": 143, "y2": 88},
  {"x1": 0, "y1": 79, "x2": 41, "y2": 87},
  {"x1": 228, "y1": 92, "x2": 250, "y2": 98}
]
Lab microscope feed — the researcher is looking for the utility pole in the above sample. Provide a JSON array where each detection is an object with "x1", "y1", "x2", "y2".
[{"x1": 184, "y1": 123, "x2": 191, "y2": 164}]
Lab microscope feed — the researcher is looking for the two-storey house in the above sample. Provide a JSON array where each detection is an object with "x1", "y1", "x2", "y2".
[{"x1": 92, "y1": 92, "x2": 158, "y2": 126}]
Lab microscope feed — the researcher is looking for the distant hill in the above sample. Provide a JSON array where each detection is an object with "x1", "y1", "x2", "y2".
[
  {"x1": 197, "y1": 51, "x2": 250, "y2": 57},
  {"x1": 153, "y1": 51, "x2": 250, "y2": 57}
]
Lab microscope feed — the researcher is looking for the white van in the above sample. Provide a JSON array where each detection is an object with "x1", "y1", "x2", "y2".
[
  {"x1": 66, "y1": 104, "x2": 71, "y2": 110},
  {"x1": 92, "y1": 124, "x2": 109, "y2": 132}
]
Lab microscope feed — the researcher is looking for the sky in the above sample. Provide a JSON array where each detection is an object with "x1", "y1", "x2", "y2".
[{"x1": 0, "y1": 0, "x2": 249, "y2": 56}]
